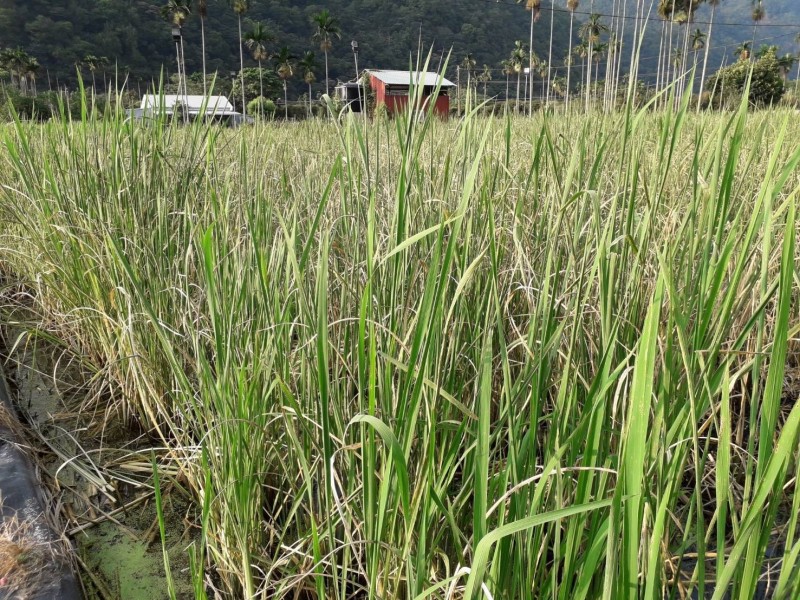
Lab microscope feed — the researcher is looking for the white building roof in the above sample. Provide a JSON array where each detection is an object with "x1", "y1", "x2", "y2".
[
  {"x1": 140, "y1": 94, "x2": 237, "y2": 114},
  {"x1": 367, "y1": 70, "x2": 455, "y2": 88}
]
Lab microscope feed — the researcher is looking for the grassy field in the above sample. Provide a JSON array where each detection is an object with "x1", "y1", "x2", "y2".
[{"x1": 0, "y1": 96, "x2": 799, "y2": 599}]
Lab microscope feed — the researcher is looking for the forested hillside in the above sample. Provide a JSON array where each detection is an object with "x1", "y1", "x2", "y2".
[
  {"x1": 2, "y1": 0, "x2": 798, "y2": 103},
  {"x1": 0, "y1": 0, "x2": 575, "y2": 95}
]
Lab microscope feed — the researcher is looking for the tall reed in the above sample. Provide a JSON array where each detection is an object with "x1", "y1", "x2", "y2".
[{"x1": 0, "y1": 92, "x2": 799, "y2": 599}]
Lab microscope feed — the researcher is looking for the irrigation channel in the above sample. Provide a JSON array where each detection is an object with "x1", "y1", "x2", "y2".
[
  {"x1": 0, "y1": 326, "x2": 195, "y2": 599},
  {"x1": 0, "y1": 339, "x2": 79, "y2": 598}
]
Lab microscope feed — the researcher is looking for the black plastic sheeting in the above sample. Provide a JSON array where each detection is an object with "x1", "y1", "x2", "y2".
[{"x1": 0, "y1": 367, "x2": 82, "y2": 600}]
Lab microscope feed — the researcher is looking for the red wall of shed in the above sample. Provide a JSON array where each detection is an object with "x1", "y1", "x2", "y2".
[
  {"x1": 369, "y1": 75, "x2": 386, "y2": 107},
  {"x1": 368, "y1": 74, "x2": 450, "y2": 119},
  {"x1": 433, "y1": 95, "x2": 450, "y2": 118}
]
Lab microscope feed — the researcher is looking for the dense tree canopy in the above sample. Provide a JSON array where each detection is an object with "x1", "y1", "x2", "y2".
[{"x1": 708, "y1": 46, "x2": 786, "y2": 105}]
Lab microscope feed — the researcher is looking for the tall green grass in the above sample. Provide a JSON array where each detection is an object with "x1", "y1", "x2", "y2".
[{"x1": 0, "y1": 95, "x2": 799, "y2": 599}]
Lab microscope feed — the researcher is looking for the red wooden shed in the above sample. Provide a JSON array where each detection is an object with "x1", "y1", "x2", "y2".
[{"x1": 367, "y1": 70, "x2": 456, "y2": 118}]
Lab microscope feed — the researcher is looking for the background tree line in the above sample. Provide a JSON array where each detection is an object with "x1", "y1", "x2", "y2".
[
  {"x1": 0, "y1": 0, "x2": 573, "y2": 99},
  {"x1": 2, "y1": 0, "x2": 799, "y2": 118}
]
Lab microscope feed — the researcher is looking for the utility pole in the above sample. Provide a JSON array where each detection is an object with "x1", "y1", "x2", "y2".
[
  {"x1": 171, "y1": 25, "x2": 187, "y2": 122},
  {"x1": 351, "y1": 40, "x2": 367, "y2": 126}
]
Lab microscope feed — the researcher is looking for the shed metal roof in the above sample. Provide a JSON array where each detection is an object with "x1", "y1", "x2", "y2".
[
  {"x1": 140, "y1": 94, "x2": 236, "y2": 114},
  {"x1": 367, "y1": 70, "x2": 455, "y2": 88}
]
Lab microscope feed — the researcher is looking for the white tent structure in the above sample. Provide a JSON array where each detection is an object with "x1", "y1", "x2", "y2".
[
  {"x1": 131, "y1": 94, "x2": 253, "y2": 126},
  {"x1": 140, "y1": 94, "x2": 238, "y2": 116}
]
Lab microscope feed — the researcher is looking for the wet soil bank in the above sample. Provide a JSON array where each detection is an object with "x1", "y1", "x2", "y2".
[
  {"x1": 0, "y1": 359, "x2": 80, "y2": 599},
  {"x1": 2, "y1": 329, "x2": 195, "y2": 599}
]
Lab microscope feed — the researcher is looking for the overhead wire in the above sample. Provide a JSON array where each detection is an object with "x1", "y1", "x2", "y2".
[
  {"x1": 455, "y1": 29, "x2": 798, "y2": 73},
  {"x1": 474, "y1": 0, "x2": 800, "y2": 29}
]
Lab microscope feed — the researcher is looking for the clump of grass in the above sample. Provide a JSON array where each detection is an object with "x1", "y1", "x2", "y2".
[
  {"x1": 0, "y1": 87, "x2": 799, "y2": 600},
  {"x1": 0, "y1": 536, "x2": 26, "y2": 587},
  {"x1": 0, "y1": 516, "x2": 60, "y2": 597}
]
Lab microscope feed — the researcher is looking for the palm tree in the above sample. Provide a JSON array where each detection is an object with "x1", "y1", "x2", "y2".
[
  {"x1": 777, "y1": 53, "x2": 796, "y2": 84},
  {"x1": 13, "y1": 52, "x2": 29, "y2": 95},
  {"x1": 0, "y1": 49, "x2": 12, "y2": 88},
  {"x1": 751, "y1": 1, "x2": 765, "y2": 46},
  {"x1": 691, "y1": 28, "x2": 705, "y2": 67},
  {"x1": 161, "y1": 0, "x2": 191, "y2": 26},
  {"x1": 698, "y1": 0, "x2": 722, "y2": 113},
  {"x1": 229, "y1": 0, "x2": 250, "y2": 115},
  {"x1": 460, "y1": 53, "x2": 477, "y2": 103},
  {"x1": 275, "y1": 46, "x2": 294, "y2": 120},
  {"x1": 579, "y1": 13, "x2": 607, "y2": 110},
  {"x1": 24, "y1": 56, "x2": 40, "y2": 95},
  {"x1": 565, "y1": 0, "x2": 579, "y2": 109},
  {"x1": 244, "y1": 22, "x2": 274, "y2": 102},
  {"x1": 563, "y1": 54, "x2": 574, "y2": 102},
  {"x1": 479, "y1": 64, "x2": 492, "y2": 100},
  {"x1": 2, "y1": 49, "x2": 35, "y2": 95},
  {"x1": 593, "y1": 42, "x2": 608, "y2": 98},
  {"x1": 0, "y1": 48, "x2": 41, "y2": 95},
  {"x1": 574, "y1": 41, "x2": 589, "y2": 100},
  {"x1": 551, "y1": 75, "x2": 566, "y2": 99},
  {"x1": 311, "y1": 9, "x2": 341, "y2": 97},
  {"x1": 518, "y1": 0, "x2": 542, "y2": 115},
  {"x1": 161, "y1": 4, "x2": 191, "y2": 61},
  {"x1": 501, "y1": 58, "x2": 514, "y2": 100},
  {"x1": 162, "y1": 0, "x2": 191, "y2": 102},
  {"x1": 0, "y1": 49, "x2": 17, "y2": 90},
  {"x1": 510, "y1": 40, "x2": 528, "y2": 112},
  {"x1": 736, "y1": 41, "x2": 752, "y2": 62},
  {"x1": 685, "y1": 26, "x2": 705, "y2": 102},
  {"x1": 298, "y1": 51, "x2": 317, "y2": 116},
  {"x1": 671, "y1": 46, "x2": 683, "y2": 74},
  {"x1": 82, "y1": 55, "x2": 102, "y2": 91},
  {"x1": 537, "y1": 57, "x2": 548, "y2": 102},
  {"x1": 198, "y1": 0, "x2": 208, "y2": 96}
]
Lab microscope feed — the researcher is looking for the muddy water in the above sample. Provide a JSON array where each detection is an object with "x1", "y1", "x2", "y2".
[{"x1": 77, "y1": 503, "x2": 195, "y2": 599}]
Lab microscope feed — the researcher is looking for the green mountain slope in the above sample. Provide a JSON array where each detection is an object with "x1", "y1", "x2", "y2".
[
  {"x1": 3, "y1": 1, "x2": 796, "y2": 100},
  {"x1": 0, "y1": 0, "x2": 575, "y2": 96}
]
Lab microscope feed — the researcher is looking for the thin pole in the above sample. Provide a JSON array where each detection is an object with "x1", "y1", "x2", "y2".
[
  {"x1": 200, "y1": 16, "x2": 207, "y2": 98},
  {"x1": 529, "y1": 6, "x2": 535, "y2": 116},
  {"x1": 175, "y1": 40, "x2": 183, "y2": 107},
  {"x1": 457, "y1": 65, "x2": 461, "y2": 114},
  {"x1": 353, "y1": 46, "x2": 366, "y2": 127},
  {"x1": 546, "y1": 0, "x2": 554, "y2": 105},
  {"x1": 238, "y1": 15, "x2": 246, "y2": 117},
  {"x1": 180, "y1": 35, "x2": 189, "y2": 118},
  {"x1": 586, "y1": 0, "x2": 595, "y2": 113}
]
